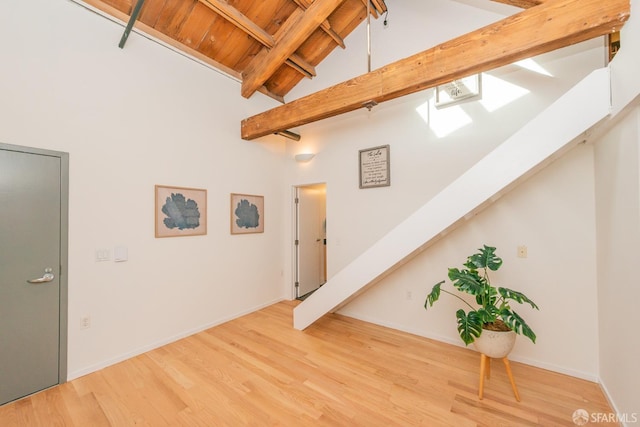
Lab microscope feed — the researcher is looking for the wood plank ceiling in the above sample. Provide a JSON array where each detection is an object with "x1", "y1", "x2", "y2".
[{"x1": 84, "y1": 0, "x2": 387, "y2": 102}]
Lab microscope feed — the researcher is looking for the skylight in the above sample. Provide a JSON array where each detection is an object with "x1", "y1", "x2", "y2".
[
  {"x1": 515, "y1": 59, "x2": 553, "y2": 77},
  {"x1": 479, "y1": 74, "x2": 530, "y2": 112},
  {"x1": 416, "y1": 97, "x2": 472, "y2": 138},
  {"x1": 416, "y1": 73, "x2": 531, "y2": 137}
]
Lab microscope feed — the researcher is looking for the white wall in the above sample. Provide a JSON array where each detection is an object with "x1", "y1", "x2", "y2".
[
  {"x1": 594, "y1": 106, "x2": 640, "y2": 419},
  {"x1": 594, "y1": 0, "x2": 640, "y2": 421},
  {"x1": 283, "y1": 0, "x2": 606, "y2": 379},
  {"x1": 0, "y1": 0, "x2": 287, "y2": 379},
  {"x1": 340, "y1": 144, "x2": 600, "y2": 379}
]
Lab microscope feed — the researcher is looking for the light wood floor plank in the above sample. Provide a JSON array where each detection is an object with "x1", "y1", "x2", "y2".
[{"x1": 0, "y1": 300, "x2": 618, "y2": 426}]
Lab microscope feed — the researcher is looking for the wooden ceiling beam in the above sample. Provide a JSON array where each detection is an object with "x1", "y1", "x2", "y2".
[
  {"x1": 357, "y1": 0, "x2": 386, "y2": 17},
  {"x1": 292, "y1": 0, "x2": 346, "y2": 48},
  {"x1": 357, "y1": 0, "x2": 378, "y2": 18},
  {"x1": 241, "y1": 0, "x2": 346, "y2": 98},
  {"x1": 370, "y1": 0, "x2": 387, "y2": 15},
  {"x1": 491, "y1": 0, "x2": 546, "y2": 8},
  {"x1": 198, "y1": 0, "x2": 316, "y2": 79},
  {"x1": 241, "y1": 0, "x2": 629, "y2": 140}
]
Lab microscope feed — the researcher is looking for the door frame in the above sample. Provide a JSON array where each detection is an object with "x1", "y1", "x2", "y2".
[
  {"x1": 292, "y1": 183, "x2": 327, "y2": 299},
  {"x1": 0, "y1": 142, "x2": 69, "y2": 385}
]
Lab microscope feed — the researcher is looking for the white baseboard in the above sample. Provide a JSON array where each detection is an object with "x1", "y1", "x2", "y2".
[
  {"x1": 67, "y1": 297, "x2": 285, "y2": 381},
  {"x1": 337, "y1": 310, "x2": 599, "y2": 382},
  {"x1": 597, "y1": 379, "x2": 638, "y2": 427}
]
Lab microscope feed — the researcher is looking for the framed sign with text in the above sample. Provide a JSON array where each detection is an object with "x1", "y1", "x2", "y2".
[{"x1": 359, "y1": 145, "x2": 390, "y2": 189}]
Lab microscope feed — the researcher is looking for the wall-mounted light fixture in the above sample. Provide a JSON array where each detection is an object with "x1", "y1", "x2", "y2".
[
  {"x1": 294, "y1": 153, "x2": 315, "y2": 163},
  {"x1": 275, "y1": 130, "x2": 301, "y2": 141}
]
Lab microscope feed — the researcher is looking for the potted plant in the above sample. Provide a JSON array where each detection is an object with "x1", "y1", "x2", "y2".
[{"x1": 424, "y1": 245, "x2": 538, "y2": 357}]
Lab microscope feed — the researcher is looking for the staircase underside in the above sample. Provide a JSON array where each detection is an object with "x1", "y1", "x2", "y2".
[{"x1": 294, "y1": 67, "x2": 612, "y2": 330}]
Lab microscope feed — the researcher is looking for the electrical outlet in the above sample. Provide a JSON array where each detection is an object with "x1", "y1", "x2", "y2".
[
  {"x1": 517, "y1": 245, "x2": 528, "y2": 258},
  {"x1": 406, "y1": 290, "x2": 413, "y2": 300},
  {"x1": 80, "y1": 316, "x2": 91, "y2": 329}
]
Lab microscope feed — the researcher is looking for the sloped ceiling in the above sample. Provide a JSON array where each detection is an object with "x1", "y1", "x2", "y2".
[
  {"x1": 82, "y1": 0, "x2": 387, "y2": 102},
  {"x1": 77, "y1": 0, "x2": 629, "y2": 140}
]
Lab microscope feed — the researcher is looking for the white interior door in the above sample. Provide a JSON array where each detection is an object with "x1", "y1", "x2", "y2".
[{"x1": 295, "y1": 184, "x2": 326, "y2": 298}]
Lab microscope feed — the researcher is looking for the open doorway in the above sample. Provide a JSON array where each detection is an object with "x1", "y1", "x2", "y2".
[{"x1": 294, "y1": 183, "x2": 327, "y2": 300}]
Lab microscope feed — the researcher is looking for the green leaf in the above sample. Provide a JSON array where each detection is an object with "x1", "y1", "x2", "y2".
[
  {"x1": 476, "y1": 306, "x2": 499, "y2": 324},
  {"x1": 500, "y1": 308, "x2": 537, "y2": 343},
  {"x1": 448, "y1": 268, "x2": 485, "y2": 296},
  {"x1": 476, "y1": 285, "x2": 498, "y2": 308},
  {"x1": 498, "y1": 287, "x2": 539, "y2": 310},
  {"x1": 456, "y1": 309, "x2": 483, "y2": 345},
  {"x1": 424, "y1": 281, "x2": 444, "y2": 310},
  {"x1": 466, "y1": 245, "x2": 503, "y2": 271}
]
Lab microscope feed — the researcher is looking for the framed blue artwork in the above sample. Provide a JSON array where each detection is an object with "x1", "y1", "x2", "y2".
[
  {"x1": 230, "y1": 193, "x2": 264, "y2": 234},
  {"x1": 155, "y1": 185, "x2": 207, "y2": 238}
]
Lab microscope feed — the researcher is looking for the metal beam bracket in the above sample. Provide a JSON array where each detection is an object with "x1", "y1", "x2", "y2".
[{"x1": 118, "y1": 0, "x2": 146, "y2": 49}]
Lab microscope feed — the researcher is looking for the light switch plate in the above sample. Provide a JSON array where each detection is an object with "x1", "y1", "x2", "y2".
[
  {"x1": 95, "y1": 248, "x2": 110, "y2": 262},
  {"x1": 114, "y1": 246, "x2": 128, "y2": 262}
]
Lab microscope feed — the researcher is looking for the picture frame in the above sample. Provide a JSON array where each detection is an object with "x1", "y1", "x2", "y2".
[
  {"x1": 435, "y1": 74, "x2": 482, "y2": 109},
  {"x1": 230, "y1": 193, "x2": 264, "y2": 234},
  {"x1": 359, "y1": 145, "x2": 390, "y2": 189},
  {"x1": 155, "y1": 185, "x2": 207, "y2": 238}
]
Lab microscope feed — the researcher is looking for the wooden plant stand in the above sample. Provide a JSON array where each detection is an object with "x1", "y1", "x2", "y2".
[{"x1": 478, "y1": 353, "x2": 521, "y2": 401}]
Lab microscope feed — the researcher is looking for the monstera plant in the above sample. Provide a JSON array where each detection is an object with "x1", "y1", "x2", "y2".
[{"x1": 424, "y1": 245, "x2": 539, "y2": 346}]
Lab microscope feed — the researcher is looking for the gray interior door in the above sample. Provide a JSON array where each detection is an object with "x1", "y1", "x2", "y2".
[{"x1": 0, "y1": 147, "x2": 64, "y2": 405}]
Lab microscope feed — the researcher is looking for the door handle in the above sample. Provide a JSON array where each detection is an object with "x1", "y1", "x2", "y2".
[{"x1": 28, "y1": 268, "x2": 55, "y2": 284}]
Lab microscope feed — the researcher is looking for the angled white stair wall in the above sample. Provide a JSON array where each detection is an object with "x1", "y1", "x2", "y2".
[{"x1": 294, "y1": 67, "x2": 612, "y2": 330}]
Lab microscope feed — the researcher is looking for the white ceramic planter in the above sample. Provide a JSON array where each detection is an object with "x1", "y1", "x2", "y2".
[{"x1": 473, "y1": 329, "x2": 516, "y2": 358}]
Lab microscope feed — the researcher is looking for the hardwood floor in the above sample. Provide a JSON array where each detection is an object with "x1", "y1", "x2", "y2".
[{"x1": 0, "y1": 300, "x2": 617, "y2": 426}]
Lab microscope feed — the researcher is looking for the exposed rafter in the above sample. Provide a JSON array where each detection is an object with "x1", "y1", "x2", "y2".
[
  {"x1": 241, "y1": 0, "x2": 629, "y2": 140},
  {"x1": 82, "y1": 0, "x2": 288, "y2": 102},
  {"x1": 292, "y1": 0, "x2": 346, "y2": 48},
  {"x1": 370, "y1": 0, "x2": 387, "y2": 15},
  {"x1": 198, "y1": 0, "x2": 316, "y2": 79},
  {"x1": 357, "y1": 0, "x2": 382, "y2": 17},
  {"x1": 82, "y1": 0, "x2": 386, "y2": 101},
  {"x1": 241, "y1": 0, "x2": 346, "y2": 98}
]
